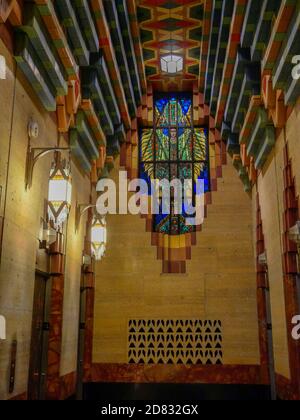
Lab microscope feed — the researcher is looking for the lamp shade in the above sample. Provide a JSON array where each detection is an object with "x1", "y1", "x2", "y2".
[
  {"x1": 91, "y1": 216, "x2": 107, "y2": 261},
  {"x1": 161, "y1": 54, "x2": 183, "y2": 74},
  {"x1": 48, "y1": 157, "x2": 72, "y2": 229}
]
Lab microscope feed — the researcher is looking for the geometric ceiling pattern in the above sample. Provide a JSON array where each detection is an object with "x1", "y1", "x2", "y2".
[{"x1": 137, "y1": 0, "x2": 204, "y2": 91}]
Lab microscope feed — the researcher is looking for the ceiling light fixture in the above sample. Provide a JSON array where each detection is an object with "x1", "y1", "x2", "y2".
[
  {"x1": 161, "y1": 53, "x2": 184, "y2": 74},
  {"x1": 160, "y1": 8, "x2": 183, "y2": 75}
]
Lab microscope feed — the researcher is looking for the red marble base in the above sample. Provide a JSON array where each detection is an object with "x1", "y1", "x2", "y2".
[
  {"x1": 87, "y1": 364, "x2": 267, "y2": 385},
  {"x1": 60, "y1": 371, "x2": 77, "y2": 400},
  {"x1": 9, "y1": 392, "x2": 27, "y2": 400},
  {"x1": 276, "y1": 374, "x2": 299, "y2": 400}
]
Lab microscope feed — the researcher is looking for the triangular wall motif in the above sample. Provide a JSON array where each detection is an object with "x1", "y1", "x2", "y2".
[{"x1": 128, "y1": 319, "x2": 223, "y2": 365}]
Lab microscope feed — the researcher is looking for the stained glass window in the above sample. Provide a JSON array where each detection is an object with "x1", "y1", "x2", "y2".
[{"x1": 140, "y1": 93, "x2": 209, "y2": 235}]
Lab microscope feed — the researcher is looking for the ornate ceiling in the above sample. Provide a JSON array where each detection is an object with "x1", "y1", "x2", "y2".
[{"x1": 136, "y1": 0, "x2": 204, "y2": 91}]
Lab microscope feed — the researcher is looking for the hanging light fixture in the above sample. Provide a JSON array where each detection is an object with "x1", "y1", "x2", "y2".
[
  {"x1": 161, "y1": 54, "x2": 184, "y2": 74},
  {"x1": 48, "y1": 153, "x2": 72, "y2": 229},
  {"x1": 160, "y1": 9, "x2": 183, "y2": 75},
  {"x1": 91, "y1": 215, "x2": 107, "y2": 261}
]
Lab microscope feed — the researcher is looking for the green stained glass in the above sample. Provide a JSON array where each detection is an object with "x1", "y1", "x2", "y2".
[
  {"x1": 194, "y1": 128, "x2": 207, "y2": 161},
  {"x1": 155, "y1": 98, "x2": 169, "y2": 126},
  {"x1": 178, "y1": 128, "x2": 192, "y2": 160},
  {"x1": 156, "y1": 163, "x2": 169, "y2": 180},
  {"x1": 156, "y1": 129, "x2": 169, "y2": 161},
  {"x1": 141, "y1": 129, "x2": 154, "y2": 161},
  {"x1": 178, "y1": 99, "x2": 192, "y2": 126},
  {"x1": 179, "y1": 163, "x2": 193, "y2": 183},
  {"x1": 140, "y1": 93, "x2": 210, "y2": 236},
  {"x1": 170, "y1": 99, "x2": 177, "y2": 125}
]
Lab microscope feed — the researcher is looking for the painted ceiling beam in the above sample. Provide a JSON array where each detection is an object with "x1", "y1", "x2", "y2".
[
  {"x1": 116, "y1": 0, "x2": 142, "y2": 106},
  {"x1": 204, "y1": 0, "x2": 222, "y2": 104},
  {"x1": 35, "y1": 0, "x2": 78, "y2": 78},
  {"x1": 18, "y1": 4, "x2": 67, "y2": 97},
  {"x1": 215, "y1": 0, "x2": 248, "y2": 128},
  {"x1": 250, "y1": 0, "x2": 281, "y2": 62},
  {"x1": 209, "y1": 0, "x2": 235, "y2": 117},
  {"x1": 103, "y1": 0, "x2": 137, "y2": 118},
  {"x1": 261, "y1": 0, "x2": 297, "y2": 73},
  {"x1": 73, "y1": 0, "x2": 99, "y2": 53},
  {"x1": 54, "y1": 0, "x2": 90, "y2": 66},
  {"x1": 273, "y1": 3, "x2": 300, "y2": 105},
  {"x1": 81, "y1": 68, "x2": 114, "y2": 136},
  {"x1": 232, "y1": 157, "x2": 251, "y2": 192},
  {"x1": 240, "y1": 0, "x2": 261, "y2": 49},
  {"x1": 14, "y1": 33, "x2": 57, "y2": 111},
  {"x1": 114, "y1": 123, "x2": 126, "y2": 144},
  {"x1": 70, "y1": 129, "x2": 92, "y2": 173},
  {"x1": 246, "y1": 108, "x2": 275, "y2": 170},
  {"x1": 90, "y1": 52, "x2": 121, "y2": 128},
  {"x1": 199, "y1": 0, "x2": 212, "y2": 91},
  {"x1": 81, "y1": 99, "x2": 106, "y2": 147},
  {"x1": 90, "y1": 0, "x2": 130, "y2": 129},
  {"x1": 106, "y1": 135, "x2": 121, "y2": 157},
  {"x1": 231, "y1": 64, "x2": 260, "y2": 134},
  {"x1": 239, "y1": 96, "x2": 262, "y2": 145},
  {"x1": 224, "y1": 48, "x2": 251, "y2": 126},
  {"x1": 227, "y1": 133, "x2": 240, "y2": 156},
  {"x1": 126, "y1": 0, "x2": 147, "y2": 95},
  {"x1": 220, "y1": 121, "x2": 231, "y2": 141},
  {"x1": 254, "y1": 127, "x2": 275, "y2": 170},
  {"x1": 75, "y1": 110, "x2": 100, "y2": 160}
]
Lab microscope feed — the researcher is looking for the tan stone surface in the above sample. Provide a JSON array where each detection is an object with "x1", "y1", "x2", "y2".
[
  {"x1": 258, "y1": 132, "x2": 290, "y2": 379},
  {"x1": 93, "y1": 162, "x2": 260, "y2": 366}
]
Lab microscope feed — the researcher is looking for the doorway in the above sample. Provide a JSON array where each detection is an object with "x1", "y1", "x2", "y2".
[{"x1": 27, "y1": 271, "x2": 51, "y2": 400}]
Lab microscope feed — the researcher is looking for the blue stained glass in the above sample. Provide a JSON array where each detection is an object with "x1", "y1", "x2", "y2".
[
  {"x1": 155, "y1": 98, "x2": 168, "y2": 114},
  {"x1": 179, "y1": 98, "x2": 192, "y2": 115},
  {"x1": 140, "y1": 93, "x2": 210, "y2": 236}
]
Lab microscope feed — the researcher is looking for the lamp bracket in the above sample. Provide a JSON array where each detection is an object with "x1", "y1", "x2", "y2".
[
  {"x1": 75, "y1": 203, "x2": 96, "y2": 232},
  {"x1": 25, "y1": 146, "x2": 70, "y2": 190},
  {"x1": 258, "y1": 252, "x2": 268, "y2": 267}
]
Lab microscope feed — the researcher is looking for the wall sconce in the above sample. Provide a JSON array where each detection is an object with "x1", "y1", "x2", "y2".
[
  {"x1": 38, "y1": 220, "x2": 57, "y2": 250},
  {"x1": 258, "y1": 252, "x2": 268, "y2": 268},
  {"x1": 25, "y1": 120, "x2": 70, "y2": 190},
  {"x1": 288, "y1": 221, "x2": 300, "y2": 246},
  {"x1": 82, "y1": 254, "x2": 92, "y2": 268},
  {"x1": 0, "y1": 55, "x2": 6, "y2": 80},
  {"x1": 48, "y1": 154, "x2": 72, "y2": 229},
  {"x1": 91, "y1": 215, "x2": 107, "y2": 261}
]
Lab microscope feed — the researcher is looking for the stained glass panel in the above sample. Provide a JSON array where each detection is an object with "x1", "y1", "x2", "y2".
[
  {"x1": 141, "y1": 129, "x2": 154, "y2": 161},
  {"x1": 170, "y1": 98, "x2": 177, "y2": 126},
  {"x1": 140, "y1": 93, "x2": 210, "y2": 235},
  {"x1": 156, "y1": 129, "x2": 169, "y2": 161},
  {"x1": 178, "y1": 128, "x2": 192, "y2": 160},
  {"x1": 156, "y1": 163, "x2": 169, "y2": 181}
]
